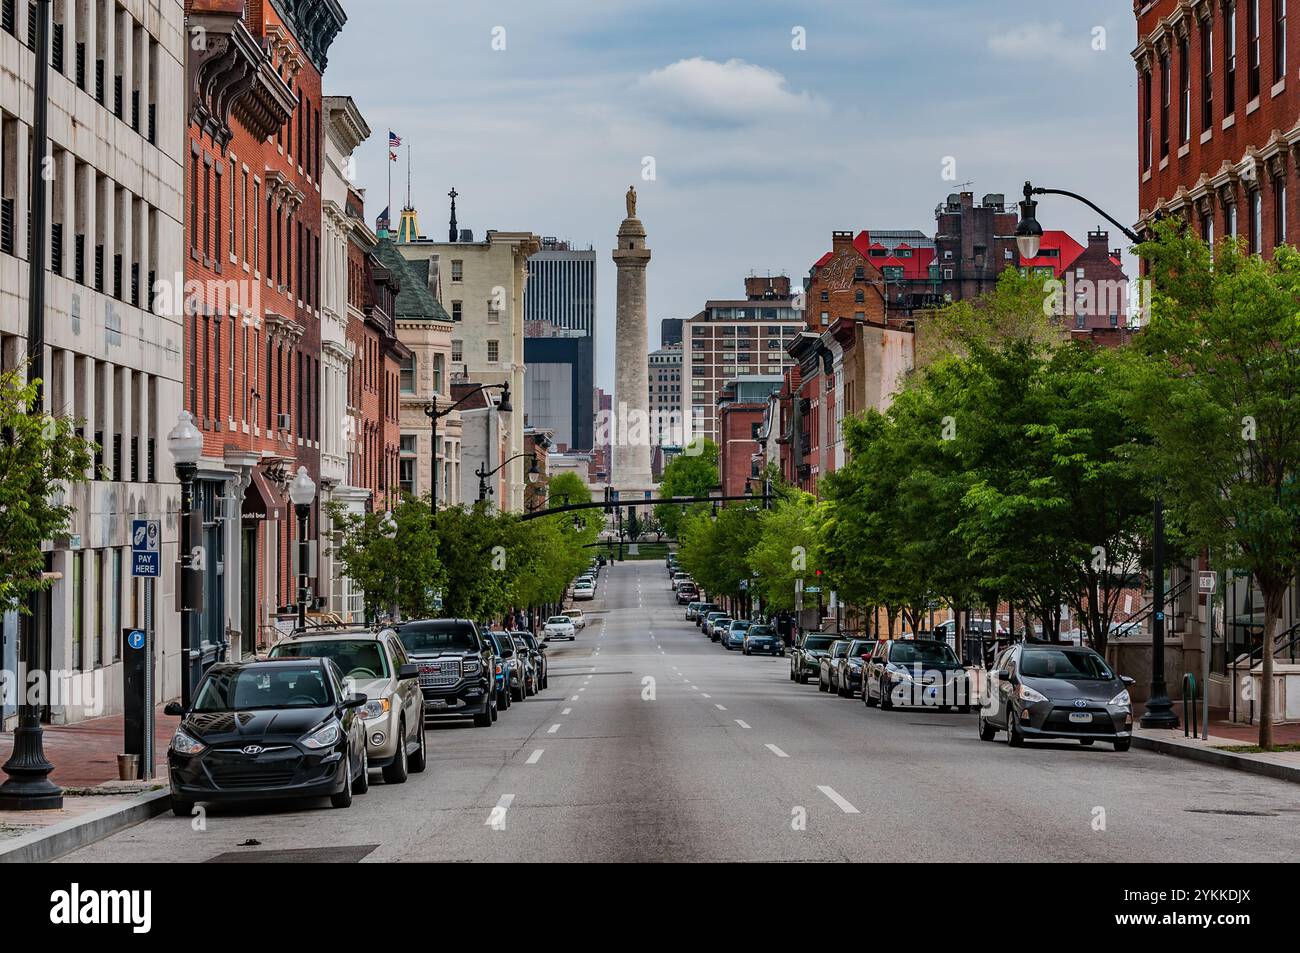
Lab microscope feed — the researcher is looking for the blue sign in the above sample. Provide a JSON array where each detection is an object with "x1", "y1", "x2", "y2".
[
  {"x1": 127, "y1": 629, "x2": 145, "y2": 651},
  {"x1": 131, "y1": 519, "x2": 161, "y2": 578}
]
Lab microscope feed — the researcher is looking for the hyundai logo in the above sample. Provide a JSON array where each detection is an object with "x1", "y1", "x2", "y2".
[
  {"x1": 242, "y1": 745, "x2": 264, "y2": 755},
  {"x1": 1074, "y1": 700, "x2": 1088, "y2": 709}
]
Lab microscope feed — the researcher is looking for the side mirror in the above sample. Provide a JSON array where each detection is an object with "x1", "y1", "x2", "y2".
[
  {"x1": 340, "y1": 692, "x2": 368, "y2": 711},
  {"x1": 1121, "y1": 675, "x2": 1135, "y2": 686},
  {"x1": 398, "y1": 663, "x2": 420, "y2": 681},
  {"x1": 997, "y1": 670, "x2": 1013, "y2": 681},
  {"x1": 164, "y1": 701, "x2": 184, "y2": 717}
]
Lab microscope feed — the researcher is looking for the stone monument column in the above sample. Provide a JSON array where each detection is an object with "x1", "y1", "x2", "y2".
[{"x1": 613, "y1": 187, "x2": 653, "y2": 487}]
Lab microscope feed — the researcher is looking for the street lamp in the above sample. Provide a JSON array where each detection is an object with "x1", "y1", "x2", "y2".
[
  {"x1": 476, "y1": 452, "x2": 537, "y2": 503},
  {"x1": 424, "y1": 380, "x2": 511, "y2": 521},
  {"x1": 1015, "y1": 179, "x2": 1176, "y2": 729},
  {"x1": 288, "y1": 466, "x2": 317, "y2": 629},
  {"x1": 167, "y1": 411, "x2": 204, "y2": 708}
]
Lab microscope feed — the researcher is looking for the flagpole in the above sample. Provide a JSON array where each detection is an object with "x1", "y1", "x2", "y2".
[{"x1": 406, "y1": 143, "x2": 412, "y2": 208}]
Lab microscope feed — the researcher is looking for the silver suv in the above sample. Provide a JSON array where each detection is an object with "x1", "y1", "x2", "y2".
[{"x1": 268, "y1": 626, "x2": 427, "y2": 783}]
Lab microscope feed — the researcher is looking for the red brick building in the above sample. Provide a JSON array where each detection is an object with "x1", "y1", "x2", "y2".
[
  {"x1": 183, "y1": 0, "x2": 344, "y2": 651},
  {"x1": 716, "y1": 377, "x2": 780, "y2": 498},
  {"x1": 1135, "y1": 0, "x2": 1299, "y2": 255}
]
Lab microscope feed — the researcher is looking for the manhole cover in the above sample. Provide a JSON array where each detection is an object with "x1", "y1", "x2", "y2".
[{"x1": 207, "y1": 845, "x2": 378, "y2": 863}]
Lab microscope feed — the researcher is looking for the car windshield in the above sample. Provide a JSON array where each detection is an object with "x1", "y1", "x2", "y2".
[
  {"x1": 749, "y1": 626, "x2": 775, "y2": 637},
  {"x1": 803, "y1": 636, "x2": 836, "y2": 651},
  {"x1": 848, "y1": 641, "x2": 875, "y2": 656},
  {"x1": 548, "y1": 616, "x2": 571, "y2": 625},
  {"x1": 269, "y1": 639, "x2": 390, "y2": 680},
  {"x1": 398, "y1": 625, "x2": 479, "y2": 654},
  {"x1": 193, "y1": 666, "x2": 332, "y2": 712},
  {"x1": 889, "y1": 641, "x2": 959, "y2": 665},
  {"x1": 831, "y1": 642, "x2": 850, "y2": 657},
  {"x1": 564, "y1": 611, "x2": 582, "y2": 618},
  {"x1": 488, "y1": 633, "x2": 514, "y2": 656},
  {"x1": 1020, "y1": 649, "x2": 1113, "y2": 680}
]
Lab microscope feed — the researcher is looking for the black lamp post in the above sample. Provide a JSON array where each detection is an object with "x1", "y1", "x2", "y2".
[
  {"x1": 167, "y1": 411, "x2": 205, "y2": 709},
  {"x1": 425, "y1": 381, "x2": 511, "y2": 523},
  {"x1": 1016, "y1": 180, "x2": 1177, "y2": 729},
  {"x1": 288, "y1": 467, "x2": 317, "y2": 629},
  {"x1": 476, "y1": 452, "x2": 539, "y2": 503}
]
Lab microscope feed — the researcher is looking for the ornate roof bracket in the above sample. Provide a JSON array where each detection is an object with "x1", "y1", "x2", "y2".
[
  {"x1": 187, "y1": 10, "x2": 266, "y2": 150},
  {"x1": 231, "y1": 45, "x2": 298, "y2": 143}
]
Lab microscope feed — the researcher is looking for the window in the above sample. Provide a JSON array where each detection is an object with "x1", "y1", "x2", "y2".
[
  {"x1": 451, "y1": 339, "x2": 463, "y2": 362},
  {"x1": 1275, "y1": 180, "x2": 1286, "y2": 245},
  {"x1": 1201, "y1": 210, "x2": 1215, "y2": 245},
  {"x1": 1227, "y1": 200, "x2": 1238, "y2": 238},
  {"x1": 1179, "y1": 37, "x2": 1190, "y2": 144},
  {"x1": 1160, "y1": 51, "x2": 1170, "y2": 158},
  {"x1": 1250, "y1": 189, "x2": 1262, "y2": 253},
  {"x1": 71, "y1": 551, "x2": 83, "y2": 670},
  {"x1": 1276, "y1": 0, "x2": 1288, "y2": 82},
  {"x1": 433, "y1": 354, "x2": 444, "y2": 394},
  {"x1": 486, "y1": 340, "x2": 499, "y2": 363},
  {"x1": 1248, "y1": 0, "x2": 1260, "y2": 100},
  {"x1": 1201, "y1": 17, "x2": 1213, "y2": 130},
  {"x1": 451, "y1": 300, "x2": 462, "y2": 322},
  {"x1": 451, "y1": 259, "x2": 463, "y2": 281},
  {"x1": 1226, "y1": 4, "x2": 1238, "y2": 114},
  {"x1": 399, "y1": 354, "x2": 415, "y2": 393}
]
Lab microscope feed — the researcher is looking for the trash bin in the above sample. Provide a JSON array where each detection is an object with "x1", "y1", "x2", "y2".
[{"x1": 117, "y1": 753, "x2": 141, "y2": 781}]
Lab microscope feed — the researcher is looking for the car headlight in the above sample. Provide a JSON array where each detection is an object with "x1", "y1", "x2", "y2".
[
  {"x1": 463, "y1": 659, "x2": 482, "y2": 675},
  {"x1": 1017, "y1": 684, "x2": 1049, "y2": 704},
  {"x1": 1108, "y1": 689, "x2": 1131, "y2": 707},
  {"x1": 302, "y1": 723, "x2": 341, "y2": 750},
  {"x1": 360, "y1": 698, "x2": 391, "y2": 720},
  {"x1": 887, "y1": 664, "x2": 914, "y2": 682},
  {"x1": 171, "y1": 728, "x2": 205, "y2": 756}
]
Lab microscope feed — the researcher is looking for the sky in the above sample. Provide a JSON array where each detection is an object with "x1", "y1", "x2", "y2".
[{"x1": 328, "y1": 0, "x2": 1138, "y2": 391}]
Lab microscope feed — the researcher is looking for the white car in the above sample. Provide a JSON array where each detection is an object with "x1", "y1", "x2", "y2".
[
  {"x1": 544, "y1": 616, "x2": 577, "y2": 641},
  {"x1": 572, "y1": 581, "x2": 595, "y2": 601},
  {"x1": 563, "y1": 609, "x2": 587, "y2": 630}
]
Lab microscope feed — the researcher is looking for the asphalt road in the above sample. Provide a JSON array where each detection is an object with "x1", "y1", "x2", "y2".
[{"x1": 62, "y1": 560, "x2": 1300, "y2": 862}]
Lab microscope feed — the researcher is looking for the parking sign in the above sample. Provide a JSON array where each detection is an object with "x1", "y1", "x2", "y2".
[{"x1": 131, "y1": 518, "x2": 161, "y2": 577}]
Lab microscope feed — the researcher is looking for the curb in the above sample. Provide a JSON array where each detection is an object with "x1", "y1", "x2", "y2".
[
  {"x1": 1132, "y1": 734, "x2": 1300, "y2": 785},
  {"x1": 0, "y1": 789, "x2": 172, "y2": 864}
]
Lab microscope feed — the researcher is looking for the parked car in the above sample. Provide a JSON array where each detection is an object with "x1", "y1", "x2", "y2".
[
  {"x1": 708, "y1": 617, "x2": 733, "y2": 643},
  {"x1": 486, "y1": 630, "x2": 530, "y2": 703},
  {"x1": 790, "y1": 633, "x2": 838, "y2": 684},
  {"x1": 394, "y1": 619, "x2": 498, "y2": 727},
  {"x1": 829, "y1": 638, "x2": 876, "y2": 697},
  {"x1": 864, "y1": 639, "x2": 970, "y2": 712},
  {"x1": 267, "y1": 627, "x2": 426, "y2": 783},
  {"x1": 671, "y1": 571, "x2": 692, "y2": 590},
  {"x1": 509, "y1": 631, "x2": 542, "y2": 697},
  {"x1": 164, "y1": 658, "x2": 370, "y2": 816},
  {"x1": 977, "y1": 643, "x2": 1133, "y2": 750},
  {"x1": 513, "y1": 630, "x2": 548, "y2": 691},
  {"x1": 572, "y1": 580, "x2": 596, "y2": 601},
  {"x1": 480, "y1": 632, "x2": 511, "y2": 712},
  {"x1": 544, "y1": 615, "x2": 577, "y2": 641},
  {"x1": 818, "y1": 639, "x2": 852, "y2": 692},
  {"x1": 742, "y1": 624, "x2": 783, "y2": 656},
  {"x1": 676, "y1": 582, "x2": 699, "y2": 604},
  {"x1": 696, "y1": 605, "x2": 721, "y2": 628},
  {"x1": 723, "y1": 620, "x2": 752, "y2": 650},
  {"x1": 685, "y1": 601, "x2": 704, "y2": 621},
  {"x1": 562, "y1": 609, "x2": 587, "y2": 630}
]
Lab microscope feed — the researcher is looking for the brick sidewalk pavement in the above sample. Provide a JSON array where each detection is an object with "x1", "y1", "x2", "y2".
[{"x1": 0, "y1": 706, "x2": 178, "y2": 788}]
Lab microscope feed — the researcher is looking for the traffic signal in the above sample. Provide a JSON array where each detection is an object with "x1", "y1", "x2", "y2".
[{"x1": 603, "y1": 486, "x2": 612, "y2": 514}]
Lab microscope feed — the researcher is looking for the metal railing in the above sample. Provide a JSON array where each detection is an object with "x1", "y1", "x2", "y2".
[{"x1": 1114, "y1": 576, "x2": 1192, "y2": 638}]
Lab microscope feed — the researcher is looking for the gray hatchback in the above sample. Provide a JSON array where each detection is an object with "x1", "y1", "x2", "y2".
[{"x1": 978, "y1": 643, "x2": 1134, "y2": 750}]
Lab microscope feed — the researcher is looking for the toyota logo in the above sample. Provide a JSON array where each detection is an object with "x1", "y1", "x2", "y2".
[
  {"x1": 1074, "y1": 700, "x2": 1088, "y2": 709},
  {"x1": 242, "y1": 745, "x2": 264, "y2": 755}
]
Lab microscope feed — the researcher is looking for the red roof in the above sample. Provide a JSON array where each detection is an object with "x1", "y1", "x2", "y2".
[{"x1": 1019, "y1": 230, "x2": 1085, "y2": 277}]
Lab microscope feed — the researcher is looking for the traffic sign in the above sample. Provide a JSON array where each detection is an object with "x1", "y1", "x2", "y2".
[
  {"x1": 1198, "y1": 571, "x2": 1217, "y2": 594},
  {"x1": 131, "y1": 519, "x2": 161, "y2": 577}
]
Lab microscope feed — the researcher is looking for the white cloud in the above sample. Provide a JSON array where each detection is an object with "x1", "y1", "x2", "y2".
[
  {"x1": 635, "y1": 57, "x2": 826, "y2": 125},
  {"x1": 987, "y1": 22, "x2": 1092, "y2": 66}
]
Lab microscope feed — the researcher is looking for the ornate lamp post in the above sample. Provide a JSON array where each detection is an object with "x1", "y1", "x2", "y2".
[
  {"x1": 167, "y1": 411, "x2": 204, "y2": 708},
  {"x1": 288, "y1": 467, "x2": 317, "y2": 629},
  {"x1": 476, "y1": 452, "x2": 539, "y2": 503},
  {"x1": 425, "y1": 381, "x2": 511, "y2": 523}
]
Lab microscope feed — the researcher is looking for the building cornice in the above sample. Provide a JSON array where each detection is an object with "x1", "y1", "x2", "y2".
[{"x1": 269, "y1": 0, "x2": 348, "y2": 74}]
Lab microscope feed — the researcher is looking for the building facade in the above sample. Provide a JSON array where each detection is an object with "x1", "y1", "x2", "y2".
[
  {"x1": 1, "y1": 0, "x2": 186, "y2": 724},
  {"x1": 523, "y1": 331, "x2": 593, "y2": 451},
  {"x1": 716, "y1": 376, "x2": 782, "y2": 498},
  {"x1": 648, "y1": 341, "x2": 682, "y2": 462}
]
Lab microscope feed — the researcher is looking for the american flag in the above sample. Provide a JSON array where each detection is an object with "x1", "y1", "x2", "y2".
[{"x1": 389, "y1": 130, "x2": 401, "y2": 161}]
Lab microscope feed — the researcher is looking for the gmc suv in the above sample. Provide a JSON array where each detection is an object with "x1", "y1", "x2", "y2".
[{"x1": 392, "y1": 619, "x2": 498, "y2": 727}]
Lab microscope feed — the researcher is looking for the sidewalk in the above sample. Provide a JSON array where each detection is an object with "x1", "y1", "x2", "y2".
[
  {"x1": 1131, "y1": 702, "x2": 1300, "y2": 784},
  {"x1": 0, "y1": 706, "x2": 177, "y2": 861}
]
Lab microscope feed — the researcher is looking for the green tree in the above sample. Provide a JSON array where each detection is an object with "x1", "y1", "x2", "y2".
[
  {"x1": 0, "y1": 367, "x2": 94, "y2": 616},
  {"x1": 327, "y1": 495, "x2": 443, "y2": 620},
  {"x1": 748, "y1": 492, "x2": 822, "y2": 612},
  {"x1": 1128, "y1": 224, "x2": 1300, "y2": 748},
  {"x1": 654, "y1": 439, "x2": 720, "y2": 538}
]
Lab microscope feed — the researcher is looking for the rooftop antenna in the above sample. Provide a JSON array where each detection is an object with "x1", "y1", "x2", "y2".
[{"x1": 448, "y1": 187, "x2": 459, "y2": 242}]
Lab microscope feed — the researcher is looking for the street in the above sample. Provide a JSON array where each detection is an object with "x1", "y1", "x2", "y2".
[{"x1": 60, "y1": 560, "x2": 1300, "y2": 863}]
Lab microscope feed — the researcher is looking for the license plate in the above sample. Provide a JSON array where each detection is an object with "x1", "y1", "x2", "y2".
[
  {"x1": 1068, "y1": 711, "x2": 1093, "y2": 723},
  {"x1": 428, "y1": 699, "x2": 448, "y2": 709}
]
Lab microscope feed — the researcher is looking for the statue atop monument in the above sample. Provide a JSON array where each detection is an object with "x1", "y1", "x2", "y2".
[{"x1": 625, "y1": 185, "x2": 637, "y2": 219}]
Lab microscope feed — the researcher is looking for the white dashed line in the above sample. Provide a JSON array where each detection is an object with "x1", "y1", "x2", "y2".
[
  {"x1": 547, "y1": 724, "x2": 561, "y2": 734},
  {"x1": 714, "y1": 704, "x2": 727, "y2": 711},
  {"x1": 485, "y1": 794, "x2": 515, "y2": 826},
  {"x1": 734, "y1": 719, "x2": 751, "y2": 729},
  {"x1": 526, "y1": 749, "x2": 544, "y2": 765},
  {"x1": 818, "y1": 785, "x2": 860, "y2": 814},
  {"x1": 701, "y1": 693, "x2": 711, "y2": 699},
  {"x1": 570, "y1": 695, "x2": 579, "y2": 701},
  {"x1": 562, "y1": 707, "x2": 572, "y2": 715},
  {"x1": 765, "y1": 744, "x2": 789, "y2": 758}
]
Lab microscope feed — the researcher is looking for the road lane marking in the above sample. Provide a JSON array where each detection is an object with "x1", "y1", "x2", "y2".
[
  {"x1": 548, "y1": 724, "x2": 561, "y2": 734},
  {"x1": 571, "y1": 695, "x2": 579, "y2": 700},
  {"x1": 485, "y1": 794, "x2": 515, "y2": 826},
  {"x1": 818, "y1": 785, "x2": 860, "y2": 814},
  {"x1": 714, "y1": 704, "x2": 727, "y2": 711},
  {"x1": 701, "y1": 693, "x2": 711, "y2": 698},
  {"x1": 765, "y1": 744, "x2": 789, "y2": 758},
  {"x1": 526, "y1": 749, "x2": 544, "y2": 765},
  {"x1": 734, "y1": 719, "x2": 751, "y2": 729},
  {"x1": 562, "y1": 707, "x2": 572, "y2": 715}
]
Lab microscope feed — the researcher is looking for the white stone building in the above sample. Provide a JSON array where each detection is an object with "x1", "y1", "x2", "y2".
[{"x1": 0, "y1": 0, "x2": 185, "y2": 725}]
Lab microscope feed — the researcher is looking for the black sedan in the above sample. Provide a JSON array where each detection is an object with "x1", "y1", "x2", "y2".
[
  {"x1": 742, "y1": 624, "x2": 783, "y2": 656},
  {"x1": 164, "y1": 658, "x2": 370, "y2": 817},
  {"x1": 978, "y1": 643, "x2": 1134, "y2": 750},
  {"x1": 864, "y1": 639, "x2": 971, "y2": 711}
]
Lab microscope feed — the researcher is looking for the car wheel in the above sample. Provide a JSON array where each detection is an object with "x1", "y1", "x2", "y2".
[
  {"x1": 383, "y1": 721, "x2": 409, "y2": 784},
  {"x1": 818, "y1": 676, "x2": 828, "y2": 692},
  {"x1": 500, "y1": 685, "x2": 511, "y2": 710},
  {"x1": 408, "y1": 725, "x2": 428, "y2": 774},
  {"x1": 797, "y1": 672, "x2": 808, "y2": 684},
  {"x1": 512, "y1": 682, "x2": 524, "y2": 703},
  {"x1": 1006, "y1": 708, "x2": 1025, "y2": 747},
  {"x1": 171, "y1": 798, "x2": 194, "y2": 818},
  {"x1": 978, "y1": 715, "x2": 997, "y2": 741},
  {"x1": 1112, "y1": 738, "x2": 1131, "y2": 752},
  {"x1": 743, "y1": 647, "x2": 749, "y2": 656},
  {"x1": 331, "y1": 750, "x2": 355, "y2": 808},
  {"x1": 474, "y1": 701, "x2": 494, "y2": 728},
  {"x1": 865, "y1": 681, "x2": 877, "y2": 707},
  {"x1": 789, "y1": 668, "x2": 796, "y2": 682},
  {"x1": 352, "y1": 745, "x2": 370, "y2": 794},
  {"x1": 879, "y1": 681, "x2": 893, "y2": 711}
]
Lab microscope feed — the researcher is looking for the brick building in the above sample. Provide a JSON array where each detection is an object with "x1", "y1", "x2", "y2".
[
  {"x1": 716, "y1": 376, "x2": 781, "y2": 498},
  {"x1": 183, "y1": 0, "x2": 344, "y2": 652}
]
